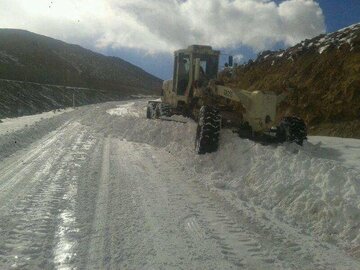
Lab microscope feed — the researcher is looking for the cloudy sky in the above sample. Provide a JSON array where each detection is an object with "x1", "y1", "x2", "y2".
[{"x1": 1, "y1": 0, "x2": 359, "y2": 79}]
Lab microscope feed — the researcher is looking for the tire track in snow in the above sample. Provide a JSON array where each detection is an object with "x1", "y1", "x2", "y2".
[
  {"x1": 53, "y1": 127, "x2": 97, "y2": 270},
  {"x1": 202, "y1": 180, "x2": 360, "y2": 270},
  {"x1": 179, "y1": 186, "x2": 279, "y2": 268},
  {"x1": 0, "y1": 121, "x2": 72, "y2": 202},
  {"x1": 85, "y1": 137, "x2": 160, "y2": 269},
  {"x1": 86, "y1": 136, "x2": 110, "y2": 269},
  {"x1": 109, "y1": 139, "x2": 271, "y2": 269},
  {"x1": 94, "y1": 139, "x2": 234, "y2": 269},
  {"x1": 137, "y1": 144, "x2": 279, "y2": 269},
  {"x1": 139, "y1": 141, "x2": 360, "y2": 270},
  {"x1": 0, "y1": 124, "x2": 77, "y2": 268},
  {"x1": 88, "y1": 100, "x2": 360, "y2": 269},
  {"x1": 1, "y1": 101, "x2": 359, "y2": 269},
  {"x1": 0, "y1": 121, "x2": 97, "y2": 269}
]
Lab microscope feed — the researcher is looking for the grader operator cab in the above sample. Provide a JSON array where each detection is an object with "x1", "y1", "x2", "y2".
[{"x1": 147, "y1": 45, "x2": 307, "y2": 154}]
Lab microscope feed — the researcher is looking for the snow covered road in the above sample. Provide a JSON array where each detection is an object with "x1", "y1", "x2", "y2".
[{"x1": 0, "y1": 101, "x2": 359, "y2": 269}]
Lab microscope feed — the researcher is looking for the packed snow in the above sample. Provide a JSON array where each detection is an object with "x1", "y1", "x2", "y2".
[
  {"x1": 0, "y1": 100, "x2": 359, "y2": 269},
  {"x1": 106, "y1": 101, "x2": 360, "y2": 256}
]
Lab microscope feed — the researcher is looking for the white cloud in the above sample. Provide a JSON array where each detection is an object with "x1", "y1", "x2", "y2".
[
  {"x1": 0, "y1": 0, "x2": 325, "y2": 53},
  {"x1": 233, "y1": 54, "x2": 244, "y2": 64}
]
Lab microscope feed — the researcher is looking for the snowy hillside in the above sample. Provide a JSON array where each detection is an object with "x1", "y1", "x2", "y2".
[
  {"x1": 0, "y1": 100, "x2": 359, "y2": 269},
  {"x1": 258, "y1": 23, "x2": 360, "y2": 62}
]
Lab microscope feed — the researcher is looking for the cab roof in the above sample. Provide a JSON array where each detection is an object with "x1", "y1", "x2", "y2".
[{"x1": 175, "y1": 45, "x2": 220, "y2": 56}]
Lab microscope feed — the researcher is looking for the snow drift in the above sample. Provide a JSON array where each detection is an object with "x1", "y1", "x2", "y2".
[
  {"x1": 202, "y1": 137, "x2": 360, "y2": 252},
  {"x1": 106, "y1": 101, "x2": 360, "y2": 255}
]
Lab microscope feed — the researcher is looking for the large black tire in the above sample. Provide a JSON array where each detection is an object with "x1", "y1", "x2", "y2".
[
  {"x1": 146, "y1": 101, "x2": 157, "y2": 119},
  {"x1": 277, "y1": 116, "x2": 307, "y2": 145},
  {"x1": 156, "y1": 103, "x2": 172, "y2": 118},
  {"x1": 195, "y1": 106, "x2": 221, "y2": 154}
]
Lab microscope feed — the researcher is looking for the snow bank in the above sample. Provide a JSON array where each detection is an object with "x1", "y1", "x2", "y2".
[
  {"x1": 0, "y1": 108, "x2": 73, "y2": 135},
  {"x1": 195, "y1": 135, "x2": 360, "y2": 253},
  {"x1": 107, "y1": 101, "x2": 360, "y2": 253},
  {"x1": 308, "y1": 136, "x2": 360, "y2": 171},
  {"x1": 0, "y1": 109, "x2": 73, "y2": 161}
]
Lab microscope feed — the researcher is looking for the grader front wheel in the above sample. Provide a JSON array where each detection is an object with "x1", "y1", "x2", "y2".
[
  {"x1": 146, "y1": 101, "x2": 157, "y2": 119},
  {"x1": 195, "y1": 106, "x2": 221, "y2": 154},
  {"x1": 156, "y1": 103, "x2": 172, "y2": 118}
]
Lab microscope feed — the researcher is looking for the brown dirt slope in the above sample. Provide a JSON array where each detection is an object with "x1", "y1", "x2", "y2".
[{"x1": 221, "y1": 23, "x2": 360, "y2": 138}]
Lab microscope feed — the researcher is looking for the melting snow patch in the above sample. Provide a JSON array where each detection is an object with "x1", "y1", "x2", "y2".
[
  {"x1": 106, "y1": 102, "x2": 141, "y2": 117},
  {"x1": 319, "y1": 45, "x2": 330, "y2": 54},
  {"x1": 0, "y1": 51, "x2": 20, "y2": 64}
]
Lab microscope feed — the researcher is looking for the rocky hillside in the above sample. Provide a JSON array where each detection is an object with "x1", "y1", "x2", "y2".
[
  {"x1": 222, "y1": 23, "x2": 360, "y2": 138},
  {"x1": 0, "y1": 29, "x2": 162, "y2": 95}
]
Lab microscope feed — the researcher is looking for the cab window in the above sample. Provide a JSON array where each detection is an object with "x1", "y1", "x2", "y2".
[{"x1": 176, "y1": 53, "x2": 190, "y2": 95}]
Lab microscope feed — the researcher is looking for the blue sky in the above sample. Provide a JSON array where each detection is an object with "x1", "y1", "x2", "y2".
[
  {"x1": 1, "y1": 0, "x2": 359, "y2": 80},
  {"x1": 317, "y1": 0, "x2": 360, "y2": 32}
]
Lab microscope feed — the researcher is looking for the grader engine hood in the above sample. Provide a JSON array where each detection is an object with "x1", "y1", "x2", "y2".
[{"x1": 214, "y1": 85, "x2": 285, "y2": 132}]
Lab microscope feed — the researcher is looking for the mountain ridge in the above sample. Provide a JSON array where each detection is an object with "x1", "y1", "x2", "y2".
[{"x1": 0, "y1": 28, "x2": 162, "y2": 95}]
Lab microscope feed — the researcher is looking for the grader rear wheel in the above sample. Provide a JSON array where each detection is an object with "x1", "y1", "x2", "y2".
[{"x1": 277, "y1": 116, "x2": 307, "y2": 145}]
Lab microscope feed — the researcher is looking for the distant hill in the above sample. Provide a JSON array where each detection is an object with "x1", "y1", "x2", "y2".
[
  {"x1": 0, "y1": 79, "x2": 129, "y2": 118},
  {"x1": 0, "y1": 29, "x2": 162, "y2": 95},
  {"x1": 221, "y1": 23, "x2": 360, "y2": 138}
]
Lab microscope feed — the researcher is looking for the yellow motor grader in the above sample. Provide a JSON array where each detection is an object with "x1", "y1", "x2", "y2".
[{"x1": 147, "y1": 45, "x2": 306, "y2": 154}]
